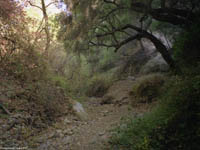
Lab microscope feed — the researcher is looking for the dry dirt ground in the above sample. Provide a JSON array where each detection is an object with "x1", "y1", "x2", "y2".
[{"x1": 31, "y1": 79, "x2": 152, "y2": 150}]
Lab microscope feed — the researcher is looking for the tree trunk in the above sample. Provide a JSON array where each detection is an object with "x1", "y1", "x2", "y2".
[
  {"x1": 142, "y1": 32, "x2": 176, "y2": 69},
  {"x1": 41, "y1": 0, "x2": 50, "y2": 56}
]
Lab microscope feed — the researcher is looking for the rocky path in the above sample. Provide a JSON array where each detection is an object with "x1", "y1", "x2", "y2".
[
  {"x1": 33, "y1": 79, "x2": 149, "y2": 150},
  {"x1": 35, "y1": 101, "x2": 134, "y2": 150},
  {"x1": 69, "y1": 102, "x2": 134, "y2": 150}
]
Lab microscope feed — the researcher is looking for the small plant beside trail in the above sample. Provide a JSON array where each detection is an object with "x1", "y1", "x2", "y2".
[
  {"x1": 130, "y1": 73, "x2": 166, "y2": 106},
  {"x1": 86, "y1": 74, "x2": 113, "y2": 97}
]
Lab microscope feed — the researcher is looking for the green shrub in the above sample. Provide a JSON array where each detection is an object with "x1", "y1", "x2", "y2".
[
  {"x1": 20, "y1": 81, "x2": 70, "y2": 122},
  {"x1": 130, "y1": 73, "x2": 166, "y2": 106},
  {"x1": 1, "y1": 49, "x2": 48, "y2": 82},
  {"x1": 110, "y1": 75, "x2": 200, "y2": 150},
  {"x1": 0, "y1": 50, "x2": 71, "y2": 124},
  {"x1": 149, "y1": 75, "x2": 200, "y2": 150},
  {"x1": 49, "y1": 74, "x2": 70, "y2": 91},
  {"x1": 86, "y1": 75, "x2": 111, "y2": 97}
]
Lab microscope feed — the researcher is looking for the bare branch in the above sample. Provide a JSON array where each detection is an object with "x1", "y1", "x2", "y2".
[
  {"x1": 27, "y1": 1, "x2": 42, "y2": 10},
  {"x1": 46, "y1": 1, "x2": 57, "y2": 8},
  {"x1": 100, "y1": 7, "x2": 126, "y2": 22},
  {"x1": 89, "y1": 41, "x2": 115, "y2": 48},
  {"x1": 96, "y1": 24, "x2": 143, "y2": 38},
  {"x1": 114, "y1": 34, "x2": 142, "y2": 52}
]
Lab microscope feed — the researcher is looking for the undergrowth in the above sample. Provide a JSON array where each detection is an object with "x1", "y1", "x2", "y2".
[
  {"x1": 0, "y1": 49, "x2": 71, "y2": 125},
  {"x1": 130, "y1": 73, "x2": 166, "y2": 106},
  {"x1": 110, "y1": 74, "x2": 200, "y2": 150},
  {"x1": 109, "y1": 22, "x2": 200, "y2": 150},
  {"x1": 86, "y1": 74, "x2": 112, "y2": 97}
]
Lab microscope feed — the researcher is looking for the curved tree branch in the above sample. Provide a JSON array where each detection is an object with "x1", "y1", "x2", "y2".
[{"x1": 93, "y1": 23, "x2": 176, "y2": 69}]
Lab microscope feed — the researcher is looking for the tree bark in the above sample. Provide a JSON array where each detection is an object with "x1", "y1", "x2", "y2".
[
  {"x1": 142, "y1": 32, "x2": 175, "y2": 69},
  {"x1": 41, "y1": 0, "x2": 50, "y2": 56}
]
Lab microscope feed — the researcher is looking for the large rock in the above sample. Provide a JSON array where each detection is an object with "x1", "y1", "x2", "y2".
[
  {"x1": 140, "y1": 53, "x2": 169, "y2": 74},
  {"x1": 71, "y1": 100, "x2": 88, "y2": 121}
]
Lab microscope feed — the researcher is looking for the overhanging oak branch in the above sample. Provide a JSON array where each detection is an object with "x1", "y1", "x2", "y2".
[{"x1": 93, "y1": 24, "x2": 175, "y2": 68}]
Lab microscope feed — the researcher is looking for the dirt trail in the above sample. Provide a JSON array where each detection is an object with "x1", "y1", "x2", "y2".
[{"x1": 34, "y1": 79, "x2": 149, "y2": 150}]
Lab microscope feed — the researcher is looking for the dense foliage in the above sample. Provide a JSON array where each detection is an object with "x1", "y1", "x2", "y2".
[
  {"x1": 109, "y1": 18, "x2": 200, "y2": 149},
  {"x1": 110, "y1": 73, "x2": 200, "y2": 150},
  {"x1": 0, "y1": 0, "x2": 70, "y2": 125},
  {"x1": 0, "y1": 0, "x2": 200, "y2": 149},
  {"x1": 60, "y1": 0, "x2": 200, "y2": 70},
  {"x1": 130, "y1": 73, "x2": 166, "y2": 105}
]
